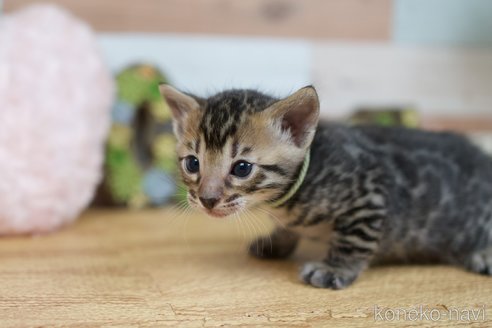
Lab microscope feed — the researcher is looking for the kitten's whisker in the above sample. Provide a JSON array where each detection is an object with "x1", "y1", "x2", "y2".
[
  {"x1": 240, "y1": 201, "x2": 260, "y2": 249},
  {"x1": 236, "y1": 212, "x2": 249, "y2": 249},
  {"x1": 169, "y1": 201, "x2": 189, "y2": 219},
  {"x1": 166, "y1": 197, "x2": 195, "y2": 231},
  {"x1": 174, "y1": 190, "x2": 189, "y2": 198},
  {"x1": 154, "y1": 173, "x2": 188, "y2": 194},
  {"x1": 243, "y1": 209, "x2": 262, "y2": 252},
  {"x1": 165, "y1": 205, "x2": 188, "y2": 232},
  {"x1": 233, "y1": 212, "x2": 246, "y2": 252},
  {"x1": 170, "y1": 203, "x2": 189, "y2": 221},
  {"x1": 239, "y1": 208, "x2": 256, "y2": 249},
  {"x1": 246, "y1": 208, "x2": 273, "y2": 255},
  {"x1": 176, "y1": 198, "x2": 189, "y2": 208},
  {"x1": 166, "y1": 202, "x2": 186, "y2": 219},
  {"x1": 257, "y1": 206, "x2": 286, "y2": 230},
  {"x1": 243, "y1": 208, "x2": 266, "y2": 254},
  {"x1": 182, "y1": 206, "x2": 193, "y2": 250}
]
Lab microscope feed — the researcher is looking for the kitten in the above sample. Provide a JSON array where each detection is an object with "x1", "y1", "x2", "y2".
[{"x1": 159, "y1": 84, "x2": 492, "y2": 289}]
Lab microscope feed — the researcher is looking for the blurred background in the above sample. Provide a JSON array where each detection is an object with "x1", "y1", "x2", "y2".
[
  {"x1": 1, "y1": 2, "x2": 491, "y2": 324},
  {"x1": 4, "y1": 0, "x2": 492, "y2": 124},
  {"x1": 1, "y1": 0, "x2": 492, "y2": 222}
]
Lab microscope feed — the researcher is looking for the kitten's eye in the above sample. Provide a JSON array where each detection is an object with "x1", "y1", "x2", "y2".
[
  {"x1": 231, "y1": 161, "x2": 253, "y2": 178},
  {"x1": 184, "y1": 155, "x2": 200, "y2": 174}
]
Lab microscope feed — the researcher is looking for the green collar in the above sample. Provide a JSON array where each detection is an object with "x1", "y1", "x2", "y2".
[{"x1": 268, "y1": 149, "x2": 311, "y2": 208}]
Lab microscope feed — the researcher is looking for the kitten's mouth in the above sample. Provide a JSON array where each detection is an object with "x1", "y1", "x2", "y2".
[
  {"x1": 205, "y1": 209, "x2": 231, "y2": 218},
  {"x1": 203, "y1": 205, "x2": 241, "y2": 218}
]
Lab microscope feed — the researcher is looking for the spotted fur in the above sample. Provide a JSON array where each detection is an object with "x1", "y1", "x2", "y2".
[{"x1": 160, "y1": 85, "x2": 492, "y2": 289}]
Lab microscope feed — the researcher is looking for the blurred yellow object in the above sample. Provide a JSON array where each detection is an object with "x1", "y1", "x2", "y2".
[
  {"x1": 349, "y1": 107, "x2": 420, "y2": 128},
  {"x1": 107, "y1": 124, "x2": 133, "y2": 149}
]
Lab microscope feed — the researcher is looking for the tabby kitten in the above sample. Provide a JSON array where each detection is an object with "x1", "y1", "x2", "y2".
[{"x1": 159, "y1": 84, "x2": 492, "y2": 289}]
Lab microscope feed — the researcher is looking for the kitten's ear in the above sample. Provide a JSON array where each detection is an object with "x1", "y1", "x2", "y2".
[
  {"x1": 266, "y1": 86, "x2": 320, "y2": 148},
  {"x1": 158, "y1": 84, "x2": 202, "y2": 135}
]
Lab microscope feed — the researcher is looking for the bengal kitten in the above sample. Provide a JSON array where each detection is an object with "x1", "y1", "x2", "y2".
[{"x1": 159, "y1": 84, "x2": 492, "y2": 289}]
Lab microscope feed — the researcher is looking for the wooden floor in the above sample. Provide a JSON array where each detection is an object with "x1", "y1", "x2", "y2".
[{"x1": 0, "y1": 209, "x2": 490, "y2": 327}]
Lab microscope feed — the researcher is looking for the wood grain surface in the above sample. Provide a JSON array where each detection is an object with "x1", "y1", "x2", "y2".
[
  {"x1": 0, "y1": 209, "x2": 490, "y2": 327},
  {"x1": 4, "y1": 0, "x2": 391, "y2": 39}
]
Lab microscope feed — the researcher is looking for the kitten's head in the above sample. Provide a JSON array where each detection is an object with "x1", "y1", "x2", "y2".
[{"x1": 159, "y1": 85, "x2": 319, "y2": 218}]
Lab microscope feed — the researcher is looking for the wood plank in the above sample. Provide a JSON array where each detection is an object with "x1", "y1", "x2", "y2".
[
  {"x1": 422, "y1": 116, "x2": 492, "y2": 133},
  {"x1": 0, "y1": 209, "x2": 490, "y2": 326},
  {"x1": 4, "y1": 0, "x2": 391, "y2": 39},
  {"x1": 313, "y1": 42, "x2": 492, "y2": 118}
]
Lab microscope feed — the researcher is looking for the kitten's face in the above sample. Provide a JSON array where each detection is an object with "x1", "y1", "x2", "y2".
[{"x1": 160, "y1": 87, "x2": 319, "y2": 218}]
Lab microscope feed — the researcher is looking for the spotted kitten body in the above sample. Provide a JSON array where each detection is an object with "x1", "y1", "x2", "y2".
[{"x1": 160, "y1": 85, "x2": 492, "y2": 289}]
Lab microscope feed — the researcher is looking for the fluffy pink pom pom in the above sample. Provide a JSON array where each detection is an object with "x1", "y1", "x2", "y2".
[{"x1": 0, "y1": 5, "x2": 114, "y2": 235}]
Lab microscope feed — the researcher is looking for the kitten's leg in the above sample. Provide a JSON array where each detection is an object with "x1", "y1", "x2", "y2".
[
  {"x1": 300, "y1": 215, "x2": 385, "y2": 289},
  {"x1": 464, "y1": 248, "x2": 492, "y2": 275},
  {"x1": 249, "y1": 228, "x2": 299, "y2": 259}
]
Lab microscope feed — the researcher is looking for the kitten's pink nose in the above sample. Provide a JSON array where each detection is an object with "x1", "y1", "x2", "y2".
[{"x1": 199, "y1": 197, "x2": 219, "y2": 209}]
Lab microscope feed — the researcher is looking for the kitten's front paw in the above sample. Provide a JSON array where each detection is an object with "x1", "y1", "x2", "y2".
[{"x1": 300, "y1": 262, "x2": 357, "y2": 289}]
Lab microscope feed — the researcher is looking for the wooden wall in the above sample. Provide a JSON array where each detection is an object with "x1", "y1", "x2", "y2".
[
  {"x1": 4, "y1": 0, "x2": 492, "y2": 130},
  {"x1": 5, "y1": 0, "x2": 392, "y2": 39}
]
